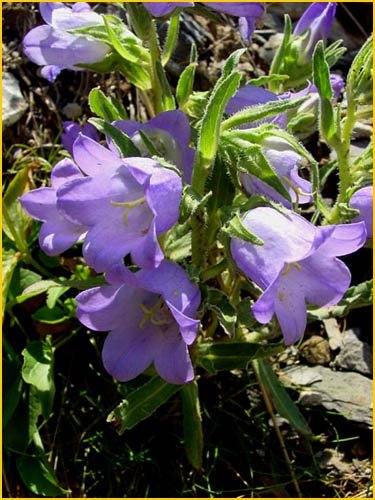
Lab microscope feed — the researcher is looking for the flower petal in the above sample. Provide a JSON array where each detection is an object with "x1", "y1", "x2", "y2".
[
  {"x1": 154, "y1": 333, "x2": 194, "y2": 384},
  {"x1": 231, "y1": 207, "x2": 316, "y2": 288},
  {"x1": 50, "y1": 158, "x2": 83, "y2": 189},
  {"x1": 102, "y1": 326, "x2": 159, "y2": 382},
  {"x1": 76, "y1": 284, "x2": 146, "y2": 331},
  {"x1": 72, "y1": 133, "x2": 121, "y2": 176},
  {"x1": 316, "y1": 221, "x2": 367, "y2": 256},
  {"x1": 166, "y1": 301, "x2": 200, "y2": 345}
]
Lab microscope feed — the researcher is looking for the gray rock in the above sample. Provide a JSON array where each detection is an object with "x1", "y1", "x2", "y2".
[
  {"x1": 2, "y1": 72, "x2": 28, "y2": 128},
  {"x1": 281, "y1": 365, "x2": 373, "y2": 426},
  {"x1": 335, "y1": 328, "x2": 372, "y2": 377}
]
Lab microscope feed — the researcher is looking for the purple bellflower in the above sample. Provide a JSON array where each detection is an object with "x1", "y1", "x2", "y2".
[
  {"x1": 143, "y1": 2, "x2": 194, "y2": 17},
  {"x1": 143, "y1": 2, "x2": 264, "y2": 41},
  {"x1": 226, "y1": 84, "x2": 287, "y2": 128},
  {"x1": 112, "y1": 110, "x2": 195, "y2": 183},
  {"x1": 23, "y1": 2, "x2": 111, "y2": 82},
  {"x1": 240, "y1": 137, "x2": 313, "y2": 206},
  {"x1": 20, "y1": 158, "x2": 87, "y2": 255},
  {"x1": 61, "y1": 120, "x2": 99, "y2": 155},
  {"x1": 231, "y1": 207, "x2": 366, "y2": 345},
  {"x1": 76, "y1": 260, "x2": 201, "y2": 384},
  {"x1": 227, "y1": 74, "x2": 343, "y2": 129},
  {"x1": 56, "y1": 134, "x2": 183, "y2": 272},
  {"x1": 350, "y1": 186, "x2": 373, "y2": 239},
  {"x1": 293, "y1": 2, "x2": 337, "y2": 59}
]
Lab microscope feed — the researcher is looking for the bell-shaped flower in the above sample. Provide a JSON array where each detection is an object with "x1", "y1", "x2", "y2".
[
  {"x1": 76, "y1": 260, "x2": 201, "y2": 384},
  {"x1": 203, "y1": 3, "x2": 265, "y2": 42},
  {"x1": 231, "y1": 207, "x2": 366, "y2": 345},
  {"x1": 293, "y1": 2, "x2": 337, "y2": 60},
  {"x1": 240, "y1": 137, "x2": 313, "y2": 206},
  {"x1": 23, "y1": 2, "x2": 111, "y2": 82},
  {"x1": 61, "y1": 120, "x2": 99, "y2": 155},
  {"x1": 19, "y1": 158, "x2": 87, "y2": 255},
  {"x1": 226, "y1": 84, "x2": 287, "y2": 128},
  {"x1": 143, "y1": 2, "x2": 193, "y2": 17},
  {"x1": 112, "y1": 110, "x2": 195, "y2": 182},
  {"x1": 143, "y1": 2, "x2": 264, "y2": 41},
  {"x1": 56, "y1": 134, "x2": 183, "y2": 272},
  {"x1": 350, "y1": 186, "x2": 373, "y2": 238}
]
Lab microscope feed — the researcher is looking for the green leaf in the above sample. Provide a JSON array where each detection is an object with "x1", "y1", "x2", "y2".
[
  {"x1": 3, "y1": 358, "x2": 23, "y2": 428},
  {"x1": 205, "y1": 288, "x2": 236, "y2": 336},
  {"x1": 119, "y1": 58, "x2": 152, "y2": 90},
  {"x1": 2, "y1": 248, "x2": 19, "y2": 320},
  {"x1": 3, "y1": 166, "x2": 31, "y2": 247},
  {"x1": 176, "y1": 62, "x2": 197, "y2": 108},
  {"x1": 308, "y1": 279, "x2": 373, "y2": 320},
  {"x1": 9, "y1": 267, "x2": 41, "y2": 298},
  {"x1": 347, "y1": 35, "x2": 372, "y2": 104},
  {"x1": 179, "y1": 186, "x2": 212, "y2": 223},
  {"x1": 89, "y1": 117, "x2": 140, "y2": 157},
  {"x1": 107, "y1": 376, "x2": 181, "y2": 434},
  {"x1": 155, "y1": 59, "x2": 176, "y2": 111},
  {"x1": 32, "y1": 305, "x2": 70, "y2": 324},
  {"x1": 17, "y1": 454, "x2": 70, "y2": 497},
  {"x1": 250, "y1": 74, "x2": 289, "y2": 87},
  {"x1": 180, "y1": 380, "x2": 203, "y2": 470},
  {"x1": 313, "y1": 41, "x2": 336, "y2": 141},
  {"x1": 222, "y1": 48, "x2": 246, "y2": 77},
  {"x1": 222, "y1": 212, "x2": 264, "y2": 245},
  {"x1": 89, "y1": 88, "x2": 125, "y2": 121},
  {"x1": 103, "y1": 16, "x2": 138, "y2": 62},
  {"x1": 161, "y1": 14, "x2": 180, "y2": 66},
  {"x1": 46, "y1": 286, "x2": 70, "y2": 309},
  {"x1": 221, "y1": 95, "x2": 308, "y2": 132},
  {"x1": 254, "y1": 359, "x2": 312, "y2": 437},
  {"x1": 22, "y1": 341, "x2": 55, "y2": 420},
  {"x1": 269, "y1": 14, "x2": 292, "y2": 91},
  {"x1": 198, "y1": 71, "x2": 241, "y2": 165},
  {"x1": 197, "y1": 341, "x2": 283, "y2": 373}
]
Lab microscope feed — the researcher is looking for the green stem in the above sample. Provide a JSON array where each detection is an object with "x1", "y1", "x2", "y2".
[
  {"x1": 326, "y1": 97, "x2": 357, "y2": 224},
  {"x1": 200, "y1": 258, "x2": 227, "y2": 282},
  {"x1": 148, "y1": 20, "x2": 163, "y2": 114}
]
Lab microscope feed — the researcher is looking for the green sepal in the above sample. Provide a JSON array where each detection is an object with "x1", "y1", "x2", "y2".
[{"x1": 88, "y1": 117, "x2": 140, "y2": 157}]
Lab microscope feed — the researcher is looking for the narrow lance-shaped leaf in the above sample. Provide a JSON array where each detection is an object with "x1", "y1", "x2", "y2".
[
  {"x1": 107, "y1": 376, "x2": 181, "y2": 434},
  {"x1": 161, "y1": 14, "x2": 180, "y2": 66},
  {"x1": 2, "y1": 249, "x2": 19, "y2": 321},
  {"x1": 176, "y1": 62, "x2": 197, "y2": 108},
  {"x1": 89, "y1": 117, "x2": 140, "y2": 157},
  {"x1": 103, "y1": 16, "x2": 138, "y2": 62},
  {"x1": 3, "y1": 167, "x2": 31, "y2": 247},
  {"x1": 222, "y1": 48, "x2": 246, "y2": 78},
  {"x1": 180, "y1": 380, "x2": 203, "y2": 471},
  {"x1": 221, "y1": 95, "x2": 308, "y2": 132},
  {"x1": 192, "y1": 71, "x2": 241, "y2": 193},
  {"x1": 197, "y1": 342, "x2": 284, "y2": 373},
  {"x1": 155, "y1": 60, "x2": 176, "y2": 111},
  {"x1": 89, "y1": 88, "x2": 127, "y2": 122},
  {"x1": 269, "y1": 14, "x2": 292, "y2": 92},
  {"x1": 313, "y1": 41, "x2": 336, "y2": 142},
  {"x1": 253, "y1": 359, "x2": 312, "y2": 437}
]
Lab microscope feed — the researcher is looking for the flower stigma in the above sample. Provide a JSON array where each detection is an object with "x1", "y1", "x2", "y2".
[{"x1": 110, "y1": 197, "x2": 146, "y2": 226}]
